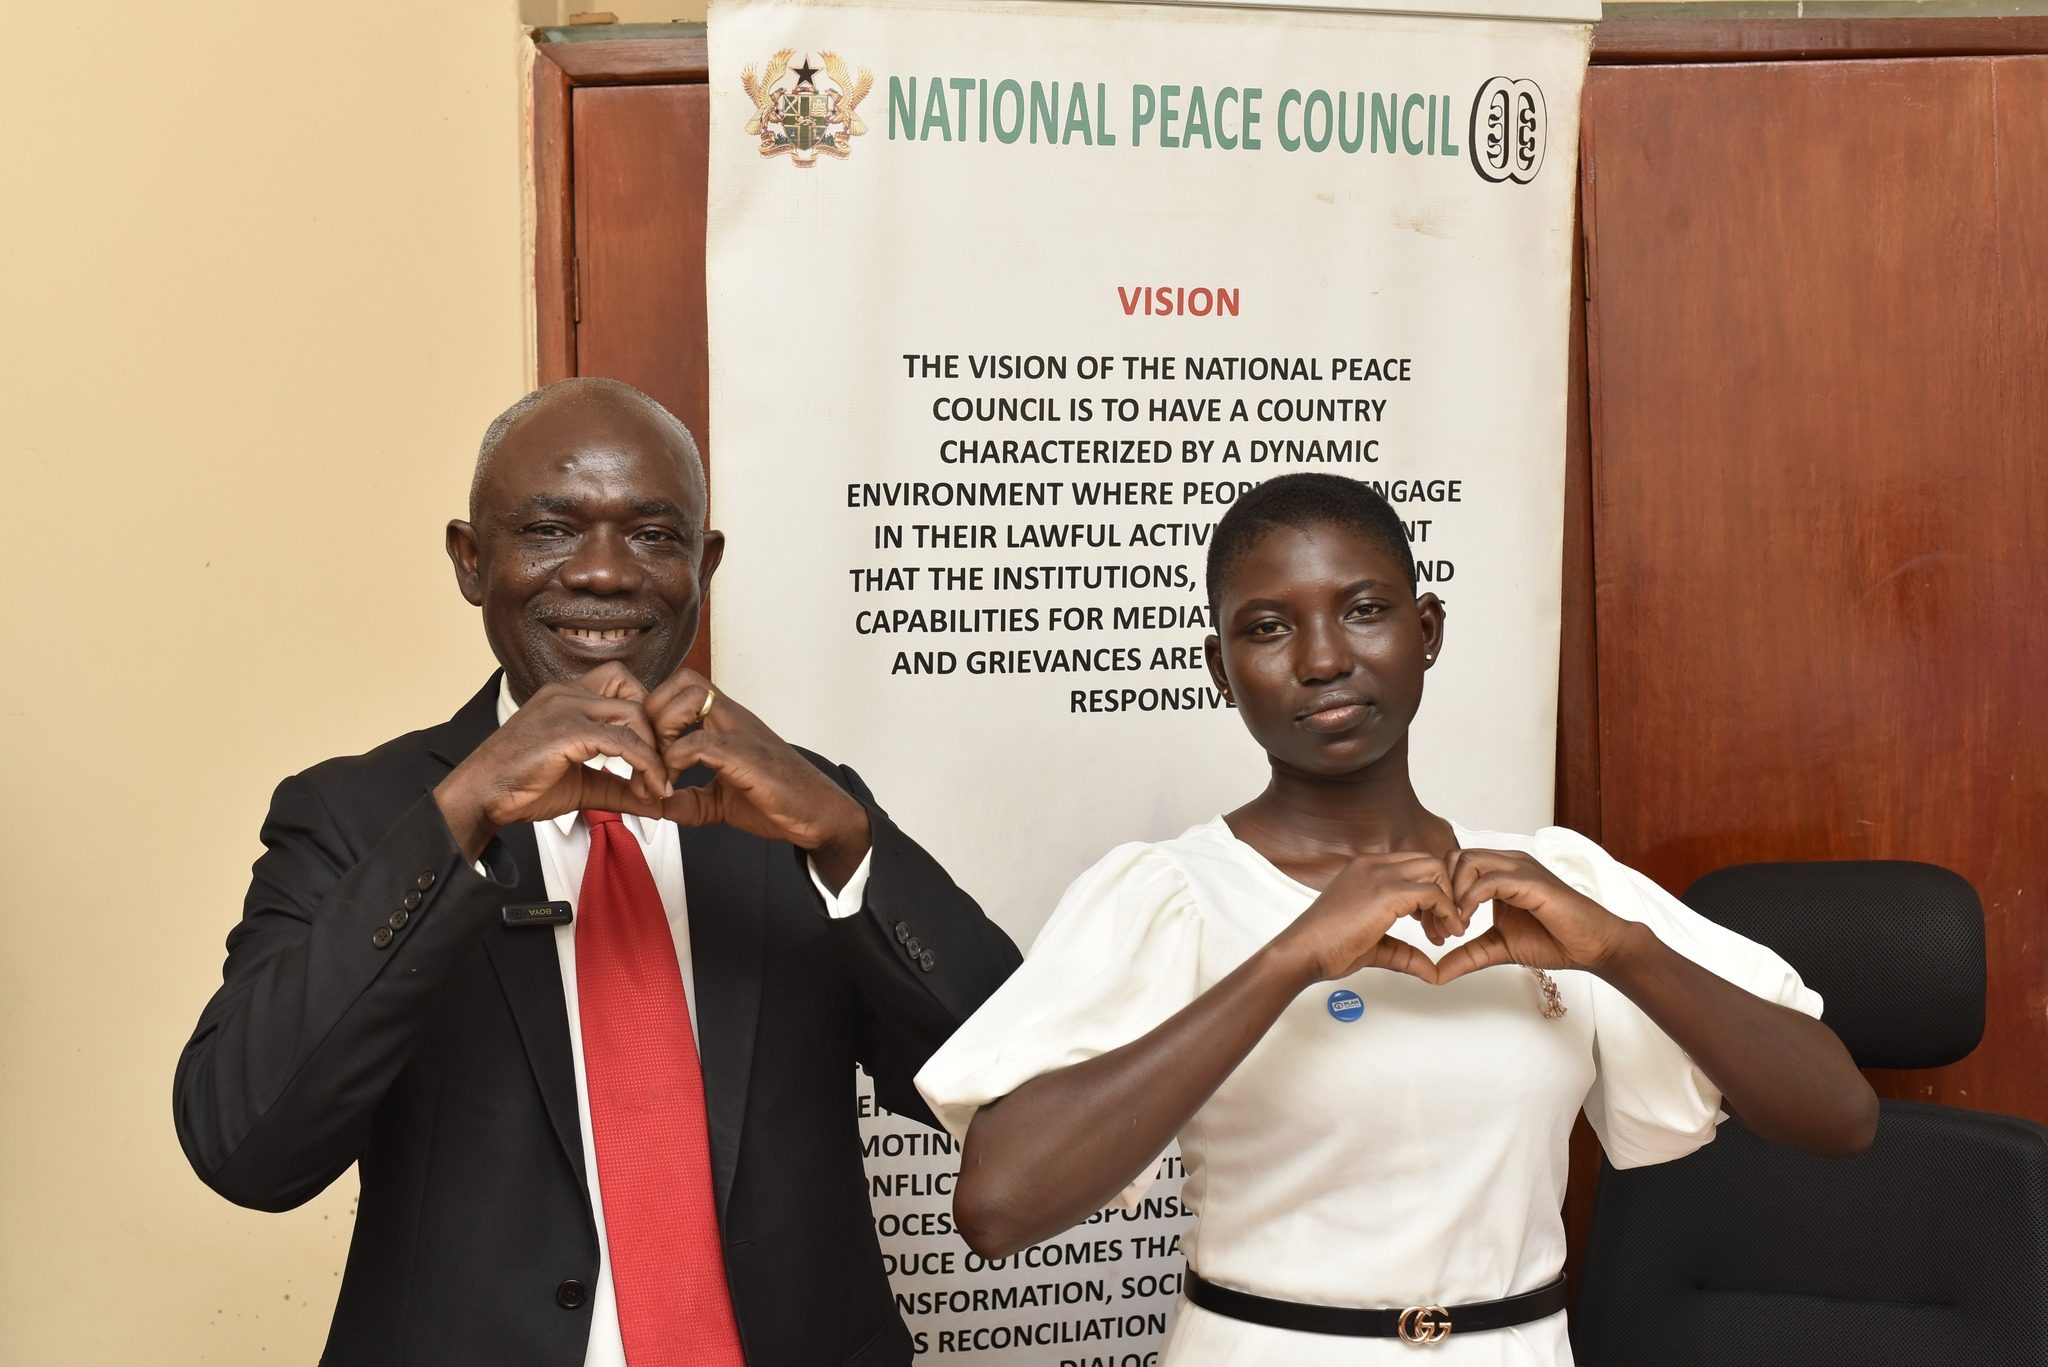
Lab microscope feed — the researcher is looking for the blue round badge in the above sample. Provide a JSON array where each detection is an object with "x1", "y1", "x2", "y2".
[{"x1": 1326, "y1": 989, "x2": 1365, "y2": 1023}]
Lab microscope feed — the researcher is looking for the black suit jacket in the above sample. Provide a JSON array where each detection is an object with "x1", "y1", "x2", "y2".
[{"x1": 174, "y1": 677, "x2": 1021, "y2": 1366}]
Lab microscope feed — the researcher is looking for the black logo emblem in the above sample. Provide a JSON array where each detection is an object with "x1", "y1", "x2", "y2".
[
  {"x1": 1470, "y1": 77, "x2": 1547, "y2": 185},
  {"x1": 501, "y1": 900, "x2": 573, "y2": 928}
]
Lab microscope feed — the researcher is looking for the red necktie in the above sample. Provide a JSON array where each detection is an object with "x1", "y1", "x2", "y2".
[{"x1": 576, "y1": 809, "x2": 747, "y2": 1366}]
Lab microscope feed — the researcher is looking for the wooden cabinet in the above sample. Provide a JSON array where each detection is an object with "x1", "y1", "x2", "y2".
[
  {"x1": 1569, "y1": 40, "x2": 2048, "y2": 1126},
  {"x1": 532, "y1": 19, "x2": 2048, "y2": 1150}
]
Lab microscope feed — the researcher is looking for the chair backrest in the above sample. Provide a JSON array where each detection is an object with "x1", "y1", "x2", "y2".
[
  {"x1": 1572, "y1": 860, "x2": 2048, "y2": 1366},
  {"x1": 1681, "y1": 860, "x2": 1984, "y2": 1068}
]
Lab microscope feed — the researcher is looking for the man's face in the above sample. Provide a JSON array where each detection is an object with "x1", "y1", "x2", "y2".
[{"x1": 447, "y1": 397, "x2": 723, "y2": 702}]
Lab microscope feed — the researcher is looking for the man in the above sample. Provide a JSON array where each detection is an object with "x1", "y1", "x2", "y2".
[{"x1": 174, "y1": 377, "x2": 1021, "y2": 1366}]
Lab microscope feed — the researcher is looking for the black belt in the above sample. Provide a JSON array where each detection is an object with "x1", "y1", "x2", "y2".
[{"x1": 1184, "y1": 1269, "x2": 1568, "y2": 1345}]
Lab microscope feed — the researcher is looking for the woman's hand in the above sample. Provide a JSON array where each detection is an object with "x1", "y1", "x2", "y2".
[
  {"x1": 1273, "y1": 852, "x2": 1466, "y2": 987},
  {"x1": 1433, "y1": 848, "x2": 1635, "y2": 984}
]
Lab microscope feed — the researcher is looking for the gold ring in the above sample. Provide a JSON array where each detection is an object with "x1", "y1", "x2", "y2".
[{"x1": 699, "y1": 688, "x2": 718, "y2": 721}]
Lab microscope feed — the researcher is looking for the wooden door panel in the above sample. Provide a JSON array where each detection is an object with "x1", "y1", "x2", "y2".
[
  {"x1": 1581, "y1": 57, "x2": 2047, "y2": 1119},
  {"x1": 572, "y1": 81, "x2": 714, "y2": 674},
  {"x1": 573, "y1": 83, "x2": 712, "y2": 437}
]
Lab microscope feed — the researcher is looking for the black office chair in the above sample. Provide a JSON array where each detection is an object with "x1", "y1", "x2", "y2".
[{"x1": 1572, "y1": 861, "x2": 2048, "y2": 1366}]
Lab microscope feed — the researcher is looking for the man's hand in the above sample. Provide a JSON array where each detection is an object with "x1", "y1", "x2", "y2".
[
  {"x1": 433, "y1": 663, "x2": 673, "y2": 862},
  {"x1": 1432, "y1": 848, "x2": 1635, "y2": 984},
  {"x1": 1269, "y1": 851, "x2": 1465, "y2": 988},
  {"x1": 645, "y1": 667, "x2": 872, "y2": 891}
]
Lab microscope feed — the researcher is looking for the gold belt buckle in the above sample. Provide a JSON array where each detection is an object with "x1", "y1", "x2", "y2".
[{"x1": 1398, "y1": 1303, "x2": 1452, "y2": 1345}]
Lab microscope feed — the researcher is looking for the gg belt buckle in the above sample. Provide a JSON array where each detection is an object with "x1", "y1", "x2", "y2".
[{"x1": 1398, "y1": 1303, "x2": 1452, "y2": 1345}]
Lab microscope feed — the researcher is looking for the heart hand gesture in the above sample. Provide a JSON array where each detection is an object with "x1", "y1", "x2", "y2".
[
  {"x1": 434, "y1": 662, "x2": 870, "y2": 887},
  {"x1": 644, "y1": 668, "x2": 871, "y2": 886},
  {"x1": 1433, "y1": 848, "x2": 1633, "y2": 985},
  {"x1": 1273, "y1": 852, "x2": 1468, "y2": 987},
  {"x1": 434, "y1": 662, "x2": 677, "y2": 860}
]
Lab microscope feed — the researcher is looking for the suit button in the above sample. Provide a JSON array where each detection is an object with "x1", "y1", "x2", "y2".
[
  {"x1": 894, "y1": 921, "x2": 911, "y2": 944},
  {"x1": 415, "y1": 871, "x2": 436, "y2": 892},
  {"x1": 371, "y1": 926, "x2": 394, "y2": 950},
  {"x1": 388, "y1": 908, "x2": 410, "y2": 931},
  {"x1": 919, "y1": 950, "x2": 936, "y2": 972},
  {"x1": 905, "y1": 936, "x2": 923, "y2": 957},
  {"x1": 556, "y1": 1279, "x2": 587, "y2": 1310},
  {"x1": 402, "y1": 889, "x2": 423, "y2": 911}
]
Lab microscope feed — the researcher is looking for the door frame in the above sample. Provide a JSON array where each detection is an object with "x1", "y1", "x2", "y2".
[{"x1": 532, "y1": 29, "x2": 711, "y2": 383}]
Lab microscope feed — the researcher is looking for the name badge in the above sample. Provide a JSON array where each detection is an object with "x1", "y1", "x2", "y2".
[
  {"x1": 501, "y1": 900, "x2": 573, "y2": 928},
  {"x1": 1326, "y1": 989, "x2": 1366, "y2": 1022}
]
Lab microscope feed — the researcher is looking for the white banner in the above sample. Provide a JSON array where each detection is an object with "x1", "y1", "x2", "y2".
[{"x1": 708, "y1": 0, "x2": 1590, "y2": 1359}]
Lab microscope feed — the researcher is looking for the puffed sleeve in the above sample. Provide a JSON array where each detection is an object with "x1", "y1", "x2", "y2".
[
  {"x1": 1531, "y1": 827, "x2": 1825, "y2": 1169},
  {"x1": 914, "y1": 842, "x2": 1203, "y2": 1201}
]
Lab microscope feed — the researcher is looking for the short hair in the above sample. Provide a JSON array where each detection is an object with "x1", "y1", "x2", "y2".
[
  {"x1": 470, "y1": 377, "x2": 703, "y2": 520},
  {"x1": 1205, "y1": 472, "x2": 1417, "y2": 621}
]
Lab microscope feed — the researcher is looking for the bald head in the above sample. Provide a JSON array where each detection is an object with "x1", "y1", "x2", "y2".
[
  {"x1": 471, "y1": 377, "x2": 705, "y2": 522},
  {"x1": 449, "y1": 376, "x2": 724, "y2": 700}
]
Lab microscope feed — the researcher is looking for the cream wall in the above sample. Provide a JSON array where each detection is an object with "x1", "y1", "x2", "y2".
[
  {"x1": 0, "y1": 0, "x2": 1968, "y2": 1363},
  {"x1": 0, "y1": 2, "x2": 564, "y2": 1362}
]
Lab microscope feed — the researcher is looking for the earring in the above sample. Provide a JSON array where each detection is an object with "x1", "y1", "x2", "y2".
[{"x1": 1424, "y1": 654, "x2": 1435, "y2": 661}]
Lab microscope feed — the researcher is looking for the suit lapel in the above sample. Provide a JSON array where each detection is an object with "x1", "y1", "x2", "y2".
[
  {"x1": 676, "y1": 797, "x2": 769, "y2": 1221},
  {"x1": 480, "y1": 821, "x2": 588, "y2": 1191},
  {"x1": 426, "y1": 675, "x2": 588, "y2": 1194}
]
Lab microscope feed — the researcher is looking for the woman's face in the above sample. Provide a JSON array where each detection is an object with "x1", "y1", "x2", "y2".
[{"x1": 1204, "y1": 521, "x2": 1444, "y2": 780}]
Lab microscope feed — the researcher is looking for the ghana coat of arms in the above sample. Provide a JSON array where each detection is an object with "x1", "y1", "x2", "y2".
[{"x1": 743, "y1": 50, "x2": 872, "y2": 166}]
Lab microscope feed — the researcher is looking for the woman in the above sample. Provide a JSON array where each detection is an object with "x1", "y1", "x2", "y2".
[{"x1": 914, "y1": 473, "x2": 1876, "y2": 1364}]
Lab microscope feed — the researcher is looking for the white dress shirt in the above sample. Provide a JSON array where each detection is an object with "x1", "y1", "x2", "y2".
[{"x1": 492, "y1": 678, "x2": 871, "y2": 1367}]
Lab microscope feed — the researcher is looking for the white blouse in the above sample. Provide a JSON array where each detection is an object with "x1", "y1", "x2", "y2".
[{"x1": 916, "y1": 818, "x2": 1821, "y2": 1365}]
